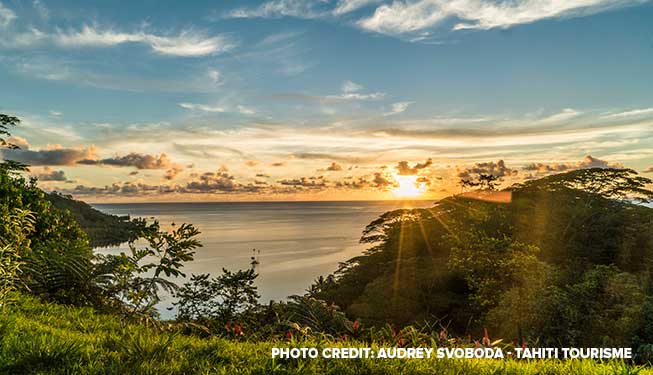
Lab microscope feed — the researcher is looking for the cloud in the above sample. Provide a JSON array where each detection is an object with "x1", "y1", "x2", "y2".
[
  {"x1": 207, "y1": 69, "x2": 222, "y2": 85},
  {"x1": 178, "y1": 102, "x2": 227, "y2": 113},
  {"x1": 5, "y1": 136, "x2": 29, "y2": 149},
  {"x1": 333, "y1": 0, "x2": 380, "y2": 15},
  {"x1": 38, "y1": 25, "x2": 234, "y2": 57},
  {"x1": 602, "y1": 107, "x2": 653, "y2": 119},
  {"x1": 271, "y1": 161, "x2": 287, "y2": 167},
  {"x1": 326, "y1": 162, "x2": 343, "y2": 171},
  {"x1": 538, "y1": 108, "x2": 581, "y2": 124},
  {"x1": 33, "y1": 0, "x2": 49, "y2": 20},
  {"x1": 457, "y1": 159, "x2": 518, "y2": 179},
  {"x1": 643, "y1": 167, "x2": 653, "y2": 173},
  {"x1": 1, "y1": 145, "x2": 97, "y2": 166},
  {"x1": 383, "y1": 101, "x2": 413, "y2": 116},
  {"x1": 164, "y1": 165, "x2": 184, "y2": 180},
  {"x1": 523, "y1": 155, "x2": 621, "y2": 174},
  {"x1": 372, "y1": 172, "x2": 397, "y2": 189},
  {"x1": 395, "y1": 158, "x2": 432, "y2": 175},
  {"x1": 35, "y1": 167, "x2": 68, "y2": 182},
  {"x1": 185, "y1": 171, "x2": 238, "y2": 192},
  {"x1": 49, "y1": 110, "x2": 63, "y2": 117},
  {"x1": 78, "y1": 152, "x2": 172, "y2": 169},
  {"x1": 0, "y1": 2, "x2": 16, "y2": 28},
  {"x1": 357, "y1": 0, "x2": 642, "y2": 37},
  {"x1": 178, "y1": 102, "x2": 256, "y2": 115},
  {"x1": 342, "y1": 80, "x2": 363, "y2": 93},
  {"x1": 226, "y1": 0, "x2": 328, "y2": 19},
  {"x1": 277, "y1": 176, "x2": 327, "y2": 188}
]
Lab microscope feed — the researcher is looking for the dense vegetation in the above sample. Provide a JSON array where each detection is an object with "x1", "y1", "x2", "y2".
[
  {"x1": 46, "y1": 192, "x2": 144, "y2": 248},
  {"x1": 2, "y1": 113, "x2": 653, "y2": 372},
  {"x1": 1, "y1": 294, "x2": 649, "y2": 375},
  {"x1": 309, "y1": 168, "x2": 653, "y2": 355}
]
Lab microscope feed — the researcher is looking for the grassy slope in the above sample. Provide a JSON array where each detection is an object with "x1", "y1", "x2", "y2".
[{"x1": 0, "y1": 295, "x2": 649, "y2": 374}]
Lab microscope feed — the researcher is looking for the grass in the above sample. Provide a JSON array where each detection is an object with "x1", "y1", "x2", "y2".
[{"x1": 0, "y1": 295, "x2": 650, "y2": 374}]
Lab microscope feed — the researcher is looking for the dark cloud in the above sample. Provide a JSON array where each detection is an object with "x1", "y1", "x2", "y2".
[
  {"x1": 1, "y1": 146, "x2": 97, "y2": 166},
  {"x1": 35, "y1": 167, "x2": 68, "y2": 182},
  {"x1": 372, "y1": 172, "x2": 397, "y2": 189},
  {"x1": 326, "y1": 162, "x2": 343, "y2": 171},
  {"x1": 277, "y1": 176, "x2": 326, "y2": 188},
  {"x1": 256, "y1": 173, "x2": 270, "y2": 178},
  {"x1": 78, "y1": 152, "x2": 172, "y2": 169},
  {"x1": 245, "y1": 160, "x2": 259, "y2": 167},
  {"x1": 173, "y1": 143, "x2": 248, "y2": 159},
  {"x1": 335, "y1": 176, "x2": 372, "y2": 189},
  {"x1": 457, "y1": 160, "x2": 517, "y2": 179},
  {"x1": 164, "y1": 165, "x2": 184, "y2": 180},
  {"x1": 185, "y1": 171, "x2": 237, "y2": 192},
  {"x1": 292, "y1": 152, "x2": 376, "y2": 164},
  {"x1": 395, "y1": 158, "x2": 432, "y2": 175},
  {"x1": 643, "y1": 167, "x2": 653, "y2": 173},
  {"x1": 523, "y1": 155, "x2": 621, "y2": 174},
  {"x1": 270, "y1": 161, "x2": 286, "y2": 167}
]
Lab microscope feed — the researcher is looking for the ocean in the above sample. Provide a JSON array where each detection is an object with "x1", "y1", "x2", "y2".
[{"x1": 92, "y1": 200, "x2": 433, "y2": 316}]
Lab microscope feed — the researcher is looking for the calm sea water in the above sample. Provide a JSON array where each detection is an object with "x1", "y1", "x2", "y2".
[{"x1": 92, "y1": 200, "x2": 433, "y2": 315}]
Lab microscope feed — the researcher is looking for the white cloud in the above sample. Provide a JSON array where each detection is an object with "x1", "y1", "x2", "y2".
[
  {"x1": 327, "y1": 80, "x2": 385, "y2": 100},
  {"x1": 537, "y1": 108, "x2": 581, "y2": 124},
  {"x1": 33, "y1": 0, "x2": 49, "y2": 20},
  {"x1": 49, "y1": 110, "x2": 63, "y2": 117},
  {"x1": 236, "y1": 105, "x2": 256, "y2": 115},
  {"x1": 0, "y1": 2, "x2": 16, "y2": 28},
  {"x1": 333, "y1": 0, "x2": 380, "y2": 15},
  {"x1": 227, "y1": 0, "x2": 327, "y2": 19},
  {"x1": 602, "y1": 107, "x2": 653, "y2": 119},
  {"x1": 54, "y1": 25, "x2": 234, "y2": 57},
  {"x1": 178, "y1": 102, "x2": 256, "y2": 115},
  {"x1": 341, "y1": 80, "x2": 363, "y2": 93},
  {"x1": 383, "y1": 101, "x2": 413, "y2": 116},
  {"x1": 207, "y1": 69, "x2": 222, "y2": 85},
  {"x1": 178, "y1": 102, "x2": 227, "y2": 113},
  {"x1": 358, "y1": 0, "x2": 644, "y2": 36}
]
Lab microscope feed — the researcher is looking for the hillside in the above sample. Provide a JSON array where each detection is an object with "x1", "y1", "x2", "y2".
[
  {"x1": 0, "y1": 294, "x2": 647, "y2": 374},
  {"x1": 45, "y1": 192, "x2": 142, "y2": 248}
]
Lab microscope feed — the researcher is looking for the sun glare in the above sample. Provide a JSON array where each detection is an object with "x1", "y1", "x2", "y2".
[{"x1": 391, "y1": 175, "x2": 427, "y2": 198}]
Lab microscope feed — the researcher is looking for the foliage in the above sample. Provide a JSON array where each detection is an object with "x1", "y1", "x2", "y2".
[
  {"x1": 317, "y1": 168, "x2": 653, "y2": 349},
  {"x1": 0, "y1": 113, "x2": 27, "y2": 172},
  {"x1": 46, "y1": 191, "x2": 146, "y2": 248},
  {"x1": 175, "y1": 268, "x2": 259, "y2": 328},
  {"x1": 0, "y1": 294, "x2": 650, "y2": 374},
  {"x1": 96, "y1": 221, "x2": 201, "y2": 317},
  {"x1": 0, "y1": 209, "x2": 35, "y2": 306}
]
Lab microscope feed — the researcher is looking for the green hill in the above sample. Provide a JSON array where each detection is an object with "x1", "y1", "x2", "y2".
[
  {"x1": 0, "y1": 294, "x2": 647, "y2": 375},
  {"x1": 45, "y1": 192, "x2": 142, "y2": 248}
]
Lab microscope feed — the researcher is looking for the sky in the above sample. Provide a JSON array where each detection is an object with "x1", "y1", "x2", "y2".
[{"x1": 0, "y1": 0, "x2": 652, "y2": 202}]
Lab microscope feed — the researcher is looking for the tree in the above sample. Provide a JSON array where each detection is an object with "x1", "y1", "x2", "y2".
[
  {"x1": 515, "y1": 168, "x2": 653, "y2": 202},
  {"x1": 175, "y1": 268, "x2": 259, "y2": 327},
  {"x1": 0, "y1": 113, "x2": 28, "y2": 172},
  {"x1": 0, "y1": 209, "x2": 35, "y2": 306},
  {"x1": 97, "y1": 221, "x2": 201, "y2": 317}
]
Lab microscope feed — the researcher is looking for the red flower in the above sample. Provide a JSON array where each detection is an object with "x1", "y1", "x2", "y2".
[{"x1": 482, "y1": 328, "x2": 490, "y2": 347}]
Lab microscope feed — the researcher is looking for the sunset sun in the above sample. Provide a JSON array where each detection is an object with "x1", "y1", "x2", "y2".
[{"x1": 391, "y1": 175, "x2": 427, "y2": 198}]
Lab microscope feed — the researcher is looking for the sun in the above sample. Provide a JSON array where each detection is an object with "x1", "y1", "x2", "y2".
[{"x1": 391, "y1": 175, "x2": 427, "y2": 198}]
